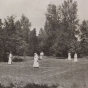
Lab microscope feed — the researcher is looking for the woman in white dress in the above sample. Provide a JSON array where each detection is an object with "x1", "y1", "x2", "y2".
[
  {"x1": 40, "y1": 52, "x2": 44, "y2": 60},
  {"x1": 68, "y1": 53, "x2": 71, "y2": 60},
  {"x1": 74, "y1": 53, "x2": 78, "y2": 62},
  {"x1": 8, "y1": 52, "x2": 12, "y2": 64},
  {"x1": 33, "y1": 53, "x2": 39, "y2": 68}
]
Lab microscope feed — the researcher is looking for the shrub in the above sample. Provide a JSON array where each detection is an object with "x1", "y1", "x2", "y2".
[{"x1": 13, "y1": 57, "x2": 24, "y2": 62}]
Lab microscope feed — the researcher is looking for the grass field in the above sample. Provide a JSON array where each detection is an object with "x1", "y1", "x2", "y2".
[{"x1": 0, "y1": 56, "x2": 88, "y2": 88}]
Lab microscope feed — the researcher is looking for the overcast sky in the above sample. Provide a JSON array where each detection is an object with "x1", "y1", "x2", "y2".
[{"x1": 0, "y1": 0, "x2": 88, "y2": 33}]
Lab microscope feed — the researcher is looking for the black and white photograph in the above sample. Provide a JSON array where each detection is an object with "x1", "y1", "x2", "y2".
[{"x1": 0, "y1": 0, "x2": 88, "y2": 88}]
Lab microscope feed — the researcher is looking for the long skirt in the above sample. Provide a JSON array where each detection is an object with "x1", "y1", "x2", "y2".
[
  {"x1": 40, "y1": 55, "x2": 43, "y2": 60},
  {"x1": 74, "y1": 57, "x2": 78, "y2": 62},
  {"x1": 68, "y1": 56, "x2": 71, "y2": 60},
  {"x1": 33, "y1": 60, "x2": 39, "y2": 68},
  {"x1": 8, "y1": 57, "x2": 12, "y2": 64}
]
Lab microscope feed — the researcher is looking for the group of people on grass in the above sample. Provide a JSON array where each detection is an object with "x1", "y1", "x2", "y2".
[
  {"x1": 68, "y1": 53, "x2": 78, "y2": 62},
  {"x1": 7, "y1": 51, "x2": 44, "y2": 68},
  {"x1": 7, "y1": 51, "x2": 77, "y2": 68},
  {"x1": 33, "y1": 52, "x2": 44, "y2": 68}
]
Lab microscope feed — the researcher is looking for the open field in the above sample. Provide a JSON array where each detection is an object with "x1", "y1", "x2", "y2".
[{"x1": 0, "y1": 56, "x2": 88, "y2": 88}]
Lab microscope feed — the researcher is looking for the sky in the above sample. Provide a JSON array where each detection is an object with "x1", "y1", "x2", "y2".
[{"x1": 0, "y1": 0, "x2": 88, "y2": 34}]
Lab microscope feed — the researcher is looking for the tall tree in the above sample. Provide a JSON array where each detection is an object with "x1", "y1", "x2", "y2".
[
  {"x1": 0, "y1": 19, "x2": 6, "y2": 61},
  {"x1": 44, "y1": 4, "x2": 58, "y2": 55},
  {"x1": 53, "y1": 0, "x2": 79, "y2": 56},
  {"x1": 15, "y1": 20, "x2": 29, "y2": 56},
  {"x1": 42, "y1": 0, "x2": 79, "y2": 56},
  {"x1": 80, "y1": 20, "x2": 88, "y2": 55},
  {"x1": 38, "y1": 28, "x2": 47, "y2": 53},
  {"x1": 20, "y1": 14, "x2": 31, "y2": 43},
  {"x1": 3, "y1": 15, "x2": 17, "y2": 58},
  {"x1": 28, "y1": 28, "x2": 38, "y2": 56}
]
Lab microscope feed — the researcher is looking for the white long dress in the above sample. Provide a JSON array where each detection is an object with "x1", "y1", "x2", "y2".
[
  {"x1": 74, "y1": 53, "x2": 78, "y2": 62},
  {"x1": 8, "y1": 53, "x2": 12, "y2": 64},
  {"x1": 40, "y1": 52, "x2": 44, "y2": 60},
  {"x1": 33, "y1": 54, "x2": 39, "y2": 68},
  {"x1": 68, "y1": 53, "x2": 71, "y2": 60}
]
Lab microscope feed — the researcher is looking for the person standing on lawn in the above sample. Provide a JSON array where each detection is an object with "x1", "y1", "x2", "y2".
[
  {"x1": 8, "y1": 52, "x2": 13, "y2": 64},
  {"x1": 68, "y1": 52, "x2": 71, "y2": 60},
  {"x1": 40, "y1": 52, "x2": 44, "y2": 60},
  {"x1": 33, "y1": 53, "x2": 39, "y2": 68},
  {"x1": 74, "y1": 53, "x2": 78, "y2": 62}
]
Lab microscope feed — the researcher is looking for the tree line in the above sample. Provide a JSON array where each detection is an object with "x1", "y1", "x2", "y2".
[
  {"x1": 0, "y1": 0, "x2": 88, "y2": 61},
  {"x1": 0, "y1": 14, "x2": 38, "y2": 61},
  {"x1": 38, "y1": 0, "x2": 88, "y2": 57}
]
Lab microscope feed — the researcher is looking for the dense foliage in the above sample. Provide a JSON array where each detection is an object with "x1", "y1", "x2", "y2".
[
  {"x1": 0, "y1": 0, "x2": 88, "y2": 61},
  {"x1": 38, "y1": 0, "x2": 81, "y2": 57},
  {"x1": 0, "y1": 14, "x2": 38, "y2": 61}
]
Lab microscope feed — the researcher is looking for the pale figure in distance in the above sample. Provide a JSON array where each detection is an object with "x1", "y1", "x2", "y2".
[
  {"x1": 68, "y1": 53, "x2": 71, "y2": 60},
  {"x1": 40, "y1": 52, "x2": 44, "y2": 60},
  {"x1": 33, "y1": 53, "x2": 39, "y2": 68},
  {"x1": 8, "y1": 52, "x2": 13, "y2": 64},
  {"x1": 74, "y1": 53, "x2": 78, "y2": 62}
]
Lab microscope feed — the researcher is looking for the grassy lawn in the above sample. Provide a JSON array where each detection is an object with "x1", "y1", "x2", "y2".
[{"x1": 0, "y1": 56, "x2": 88, "y2": 88}]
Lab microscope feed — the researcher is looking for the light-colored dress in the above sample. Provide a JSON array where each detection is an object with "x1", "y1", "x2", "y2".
[
  {"x1": 33, "y1": 54, "x2": 39, "y2": 68},
  {"x1": 74, "y1": 53, "x2": 78, "y2": 62},
  {"x1": 40, "y1": 52, "x2": 44, "y2": 60},
  {"x1": 8, "y1": 53, "x2": 12, "y2": 64},
  {"x1": 68, "y1": 53, "x2": 71, "y2": 60}
]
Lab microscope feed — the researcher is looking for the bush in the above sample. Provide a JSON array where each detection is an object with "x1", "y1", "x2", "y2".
[
  {"x1": 2, "y1": 53, "x2": 9, "y2": 62},
  {"x1": 13, "y1": 57, "x2": 24, "y2": 62}
]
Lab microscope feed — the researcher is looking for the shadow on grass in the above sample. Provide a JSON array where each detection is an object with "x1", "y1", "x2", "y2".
[{"x1": 56, "y1": 57, "x2": 67, "y2": 59}]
